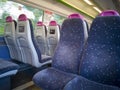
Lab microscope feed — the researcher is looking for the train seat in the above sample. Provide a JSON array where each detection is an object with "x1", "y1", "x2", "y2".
[
  {"x1": 16, "y1": 14, "x2": 51, "y2": 68},
  {"x1": 4, "y1": 16, "x2": 21, "y2": 61},
  {"x1": 0, "y1": 59, "x2": 19, "y2": 78},
  {"x1": 34, "y1": 21, "x2": 47, "y2": 55},
  {"x1": 64, "y1": 10, "x2": 120, "y2": 90},
  {"x1": 47, "y1": 20, "x2": 60, "y2": 56},
  {"x1": 64, "y1": 76, "x2": 119, "y2": 90},
  {"x1": 33, "y1": 13, "x2": 88, "y2": 90},
  {"x1": 0, "y1": 59, "x2": 19, "y2": 90}
]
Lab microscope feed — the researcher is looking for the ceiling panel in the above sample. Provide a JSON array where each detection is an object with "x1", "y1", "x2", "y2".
[
  {"x1": 93, "y1": 0, "x2": 116, "y2": 10},
  {"x1": 63, "y1": 0, "x2": 98, "y2": 16}
]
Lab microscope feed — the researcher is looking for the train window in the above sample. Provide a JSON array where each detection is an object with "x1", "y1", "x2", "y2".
[
  {"x1": 0, "y1": 0, "x2": 43, "y2": 35},
  {"x1": 54, "y1": 14, "x2": 66, "y2": 25},
  {"x1": 43, "y1": 10, "x2": 66, "y2": 26},
  {"x1": 43, "y1": 10, "x2": 53, "y2": 26},
  {"x1": 0, "y1": 0, "x2": 65, "y2": 35},
  {"x1": 24, "y1": 5, "x2": 43, "y2": 29}
]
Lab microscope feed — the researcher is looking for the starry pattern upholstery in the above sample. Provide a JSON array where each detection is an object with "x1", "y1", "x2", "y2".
[
  {"x1": 52, "y1": 18, "x2": 85, "y2": 74},
  {"x1": 33, "y1": 14, "x2": 88, "y2": 90},
  {"x1": 64, "y1": 76, "x2": 120, "y2": 90},
  {"x1": 80, "y1": 16, "x2": 120, "y2": 88},
  {"x1": 33, "y1": 67, "x2": 76, "y2": 90}
]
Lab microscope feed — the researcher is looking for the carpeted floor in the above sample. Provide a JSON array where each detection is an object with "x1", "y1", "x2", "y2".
[
  {"x1": 23, "y1": 85, "x2": 42, "y2": 90},
  {"x1": 12, "y1": 81, "x2": 42, "y2": 90}
]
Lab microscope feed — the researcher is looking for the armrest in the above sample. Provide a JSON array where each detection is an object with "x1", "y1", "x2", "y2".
[{"x1": 64, "y1": 76, "x2": 120, "y2": 90}]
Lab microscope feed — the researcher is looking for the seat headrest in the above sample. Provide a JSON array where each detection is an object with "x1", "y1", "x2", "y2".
[
  {"x1": 6, "y1": 16, "x2": 13, "y2": 22},
  {"x1": 99, "y1": 10, "x2": 119, "y2": 16},
  {"x1": 49, "y1": 21, "x2": 57, "y2": 26},
  {"x1": 18, "y1": 14, "x2": 28, "y2": 21},
  {"x1": 68, "y1": 13, "x2": 84, "y2": 19},
  {"x1": 37, "y1": 21, "x2": 44, "y2": 26}
]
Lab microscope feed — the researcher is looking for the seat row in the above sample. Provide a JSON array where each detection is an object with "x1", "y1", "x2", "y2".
[
  {"x1": 34, "y1": 21, "x2": 60, "y2": 56},
  {"x1": 4, "y1": 14, "x2": 60, "y2": 67},
  {"x1": 33, "y1": 10, "x2": 120, "y2": 90}
]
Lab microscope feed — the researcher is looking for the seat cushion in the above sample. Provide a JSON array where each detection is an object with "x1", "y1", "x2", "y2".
[
  {"x1": 41, "y1": 55, "x2": 52, "y2": 63},
  {"x1": 0, "y1": 59, "x2": 19, "y2": 78},
  {"x1": 33, "y1": 67, "x2": 76, "y2": 90},
  {"x1": 64, "y1": 76, "x2": 120, "y2": 90}
]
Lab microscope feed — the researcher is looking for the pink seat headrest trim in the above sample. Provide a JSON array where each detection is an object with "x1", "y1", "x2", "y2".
[
  {"x1": 18, "y1": 14, "x2": 28, "y2": 21},
  {"x1": 49, "y1": 21, "x2": 57, "y2": 26},
  {"x1": 68, "y1": 13, "x2": 84, "y2": 19},
  {"x1": 37, "y1": 21, "x2": 44, "y2": 26},
  {"x1": 99, "y1": 10, "x2": 119, "y2": 16},
  {"x1": 6, "y1": 16, "x2": 13, "y2": 22}
]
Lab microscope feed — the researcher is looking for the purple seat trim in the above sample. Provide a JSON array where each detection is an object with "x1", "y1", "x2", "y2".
[
  {"x1": 37, "y1": 21, "x2": 44, "y2": 26},
  {"x1": 68, "y1": 13, "x2": 84, "y2": 19},
  {"x1": 18, "y1": 14, "x2": 28, "y2": 21},
  {"x1": 49, "y1": 21, "x2": 57, "y2": 26},
  {"x1": 100, "y1": 10, "x2": 119, "y2": 16},
  {"x1": 6, "y1": 16, "x2": 13, "y2": 22}
]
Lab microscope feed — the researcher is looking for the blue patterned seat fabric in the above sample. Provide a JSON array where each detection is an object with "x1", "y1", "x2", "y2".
[
  {"x1": 64, "y1": 10, "x2": 120, "y2": 90},
  {"x1": 33, "y1": 13, "x2": 88, "y2": 90},
  {"x1": 64, "y1": 76, "x2": 120, "y2": 90},
  {"x1": 33, "y1": 67, "x2": 76, "y2": 90},
  {"x1": 79, "y1": 10, "x2": 120, "y2": 88},
  {"x1": 52, "y1": 18, "x2": 86, "y2": 74}
]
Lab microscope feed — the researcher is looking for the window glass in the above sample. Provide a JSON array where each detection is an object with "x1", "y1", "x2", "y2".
[
  {"x1": 43, "y1": 10, "x2": 53, "y2": 26},
  {"x1": 53, "y1": 14, "x2": 66, "y2": 25},
  {"x1": 43, "y1": 10, "x2": 66, "y2": 26},
  {"x1": 0, "y1": 0, "x2": 43, "y2": 35},
  {"x1": 0, "y1": 0, "x2": 66, "y2": 35},
  {"x1": 0, "y1": 0, "x2": 10, "y2": 35},
  {"x1": 24, "y1": 6, "x2": 43, "y2": 28}
]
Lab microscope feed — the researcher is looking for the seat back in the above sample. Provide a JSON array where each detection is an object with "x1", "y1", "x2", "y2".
[
  {"x1": 34, "y1": 21, "x2": 47, "y2": 55},
  {"x1": 80, "y1": 10, "x2": 120, "y2": 87},
  {"x1": 52, "y1": 14, "x2": 88, "y2": 74},
  {"x1": 4, "y1": 16, "x2": 21, "y2": 60},
  {"x1": 16, "y1": 14, "x2": 43, "y2": 67},
  {"x1": 47, "y1": 21, "x2": 60, "y2": 56}
]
